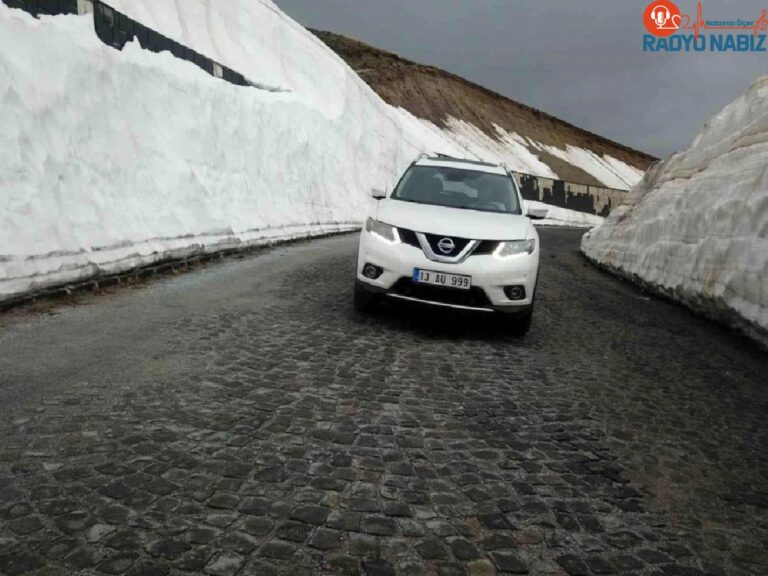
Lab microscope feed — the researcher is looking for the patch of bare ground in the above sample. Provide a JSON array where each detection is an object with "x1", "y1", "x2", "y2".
[{"x1": 313, "y1": 29, "x2": 657, "y2": 184}]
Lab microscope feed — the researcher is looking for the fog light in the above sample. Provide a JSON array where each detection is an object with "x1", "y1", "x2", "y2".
[
  {"x1": 363, "y1": 263, "x2": 383, "y2": 279},
  {"x1": 504, "y1": 285, "x2": 526, "y2": 300}
]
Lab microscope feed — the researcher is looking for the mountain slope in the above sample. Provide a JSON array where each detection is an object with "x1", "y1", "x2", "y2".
[{"x1": 312, "y1": 29, "x2": 656, "y2": 189}]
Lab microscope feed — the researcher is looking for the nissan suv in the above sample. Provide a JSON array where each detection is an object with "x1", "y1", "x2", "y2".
[{"x1": 354, "y1": 155, "x2": 546, "y2": 334}]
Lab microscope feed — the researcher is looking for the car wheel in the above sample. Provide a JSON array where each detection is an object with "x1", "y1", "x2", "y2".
[
  {"x1": 508, "y1": 284, "x2": 537, "y2": 335},
  {"x1": 509, "y1": 306, "x2": 533, "y2": 336},
  {"x1": 502, "y1": 291, "x2": 535, "y2": 335},
  {"x1": 354, "y1": 283, "x2": 379, "y2": 313}
]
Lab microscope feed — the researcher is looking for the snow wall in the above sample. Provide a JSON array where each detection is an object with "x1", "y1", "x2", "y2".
[
  {"x1": 0, "y1": 0, "x2": 638, "y2": 305},
  {"x1": 0, "y1": 4, "x2": 457, "y2": 303},
  {"x1": 582, "y1": 77, "x2": 768, "y2": 347}
]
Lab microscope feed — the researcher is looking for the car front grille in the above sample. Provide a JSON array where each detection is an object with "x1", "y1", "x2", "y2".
[
  {"x1": 422, "y1": 233, "x2": 471, "y2": 257},
  {"x1": 395, "y1": 226, "x2": 499, "y2": 257},
  {"x1": 390, "y1": 278, "x2": 493, "y2": 309}
]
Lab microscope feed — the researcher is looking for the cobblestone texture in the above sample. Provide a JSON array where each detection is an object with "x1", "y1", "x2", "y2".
[{"x1": 0, "y1": 229, "x2": 767, "y2": 575}]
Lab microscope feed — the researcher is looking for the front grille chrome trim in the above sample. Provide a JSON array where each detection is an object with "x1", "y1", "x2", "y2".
[
  {"x1": 386, "y1": 293, "x2": 494, "y2": 312},
  {"x1": 416, "y1": 233, "x2": 479, "y2": 263}
]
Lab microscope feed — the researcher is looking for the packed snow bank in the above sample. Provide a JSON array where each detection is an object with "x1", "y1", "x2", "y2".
[
  {"x1": 0, "y1": 5, "x2": 599, "y2": 303},
  {"x1": 104, "y1": 0, "x2": 349, "y2": 113},
  {"x1": 582, "y1": 77, "x2": 768, "y2": 346},
  {"x1": 0, "y1": 5, "x2": 455, "y2": 301},
  {"x1": 95, "y1": 0, "x2": 647, "y2": 190}
]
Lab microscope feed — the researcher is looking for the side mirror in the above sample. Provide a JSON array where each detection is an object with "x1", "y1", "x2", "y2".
[
  {"x1": 527, "y1": 206, "x2": 548, "y2": 220},
  {"x1": 371, "y1": 188, "x2": 387, "y2": 200}
]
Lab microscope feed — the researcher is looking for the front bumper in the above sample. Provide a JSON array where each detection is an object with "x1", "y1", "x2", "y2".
[{"x1": 356, "y1": 230, "x2": 539, "y2": 313}]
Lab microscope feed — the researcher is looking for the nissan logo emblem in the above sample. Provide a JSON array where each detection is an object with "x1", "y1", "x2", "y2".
[{"x1": 437, "y1": 237, "x2": 455, "y2": 254}]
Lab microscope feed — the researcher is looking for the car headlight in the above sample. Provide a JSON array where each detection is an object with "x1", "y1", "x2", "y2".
[
  {"x1": 493, "y1": 239, "x2": 535, "y2": 259},
  {"x1": 365, "y1": 218, "x2": 400, "y2": 244}
]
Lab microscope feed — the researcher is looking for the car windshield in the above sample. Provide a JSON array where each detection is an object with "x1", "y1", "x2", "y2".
[{"x1": 391, "y1": 165, "x2": 521, "y2": 214}]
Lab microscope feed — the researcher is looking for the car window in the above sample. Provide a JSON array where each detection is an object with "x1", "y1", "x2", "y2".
[{"x1": 391, "y1": 165, "x2": 521, "y2": 214}]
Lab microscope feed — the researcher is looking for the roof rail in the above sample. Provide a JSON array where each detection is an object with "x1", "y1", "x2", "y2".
[{"x1": 423, "y1": 155, "x2": 500, "y2": 169}]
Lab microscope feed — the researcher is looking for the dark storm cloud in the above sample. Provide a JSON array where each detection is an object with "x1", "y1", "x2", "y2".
[{"x1": 274, "y1": 0, "x2": 768, "y2": 158}]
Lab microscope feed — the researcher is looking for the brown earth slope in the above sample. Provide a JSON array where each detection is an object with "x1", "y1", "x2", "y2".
[{"x1": 312, "y1": 29, "x2": 657, "y2": 187}]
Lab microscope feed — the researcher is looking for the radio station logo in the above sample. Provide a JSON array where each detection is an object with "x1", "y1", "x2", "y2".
[
  {"x1": 643, "y1": 0, "x2": 768, "y2": 51},
  {"x1": 644, "y1": 1, "x2": 682, "y2": 37}
]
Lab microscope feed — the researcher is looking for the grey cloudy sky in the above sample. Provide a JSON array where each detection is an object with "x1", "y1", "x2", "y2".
[{"x1": 274, "y1": 0, "x2": 768, "y2": 158}]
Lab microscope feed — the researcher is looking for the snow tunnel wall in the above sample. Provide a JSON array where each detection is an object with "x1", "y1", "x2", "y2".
[
  {"x1": 0, "y1": 5, "x2": 453, "y2": 303},
  {"x1": 582, "y1": 77, "x2": 768, "y2": 347}
]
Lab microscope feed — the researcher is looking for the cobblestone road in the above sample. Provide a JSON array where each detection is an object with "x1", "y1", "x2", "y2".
[{"x1": 1, "y1": 229, "x2": 766, "y2": 576}]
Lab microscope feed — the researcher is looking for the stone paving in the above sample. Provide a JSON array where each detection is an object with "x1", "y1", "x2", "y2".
[{"x1": 0, "y1": 229, "x2": 767, "y2": 575}]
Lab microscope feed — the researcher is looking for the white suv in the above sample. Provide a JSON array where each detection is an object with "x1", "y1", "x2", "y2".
[{"x1": 355, "y1": 155, "x2": 547, "y2": 334}]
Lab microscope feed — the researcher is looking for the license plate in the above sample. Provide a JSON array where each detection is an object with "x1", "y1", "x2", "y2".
[{"x1": 412, "y1": 268, "x2": 471, "y2": 290}]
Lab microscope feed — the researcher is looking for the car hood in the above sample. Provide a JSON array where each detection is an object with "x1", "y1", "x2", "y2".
[{"x1": 375, "y1": 199, "x2": 532, "y2": 241}]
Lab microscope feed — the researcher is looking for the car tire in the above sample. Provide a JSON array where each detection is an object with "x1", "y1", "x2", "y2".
[
  {"x1": 502, "y1": 290, "x2": 535, "y2": 335},
  {"x1": 509, "y1": 306, "x2": 533, "y2": 336},
  {"x1": 354, "y1": 282, "x2": 379, "y2": 313}
]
